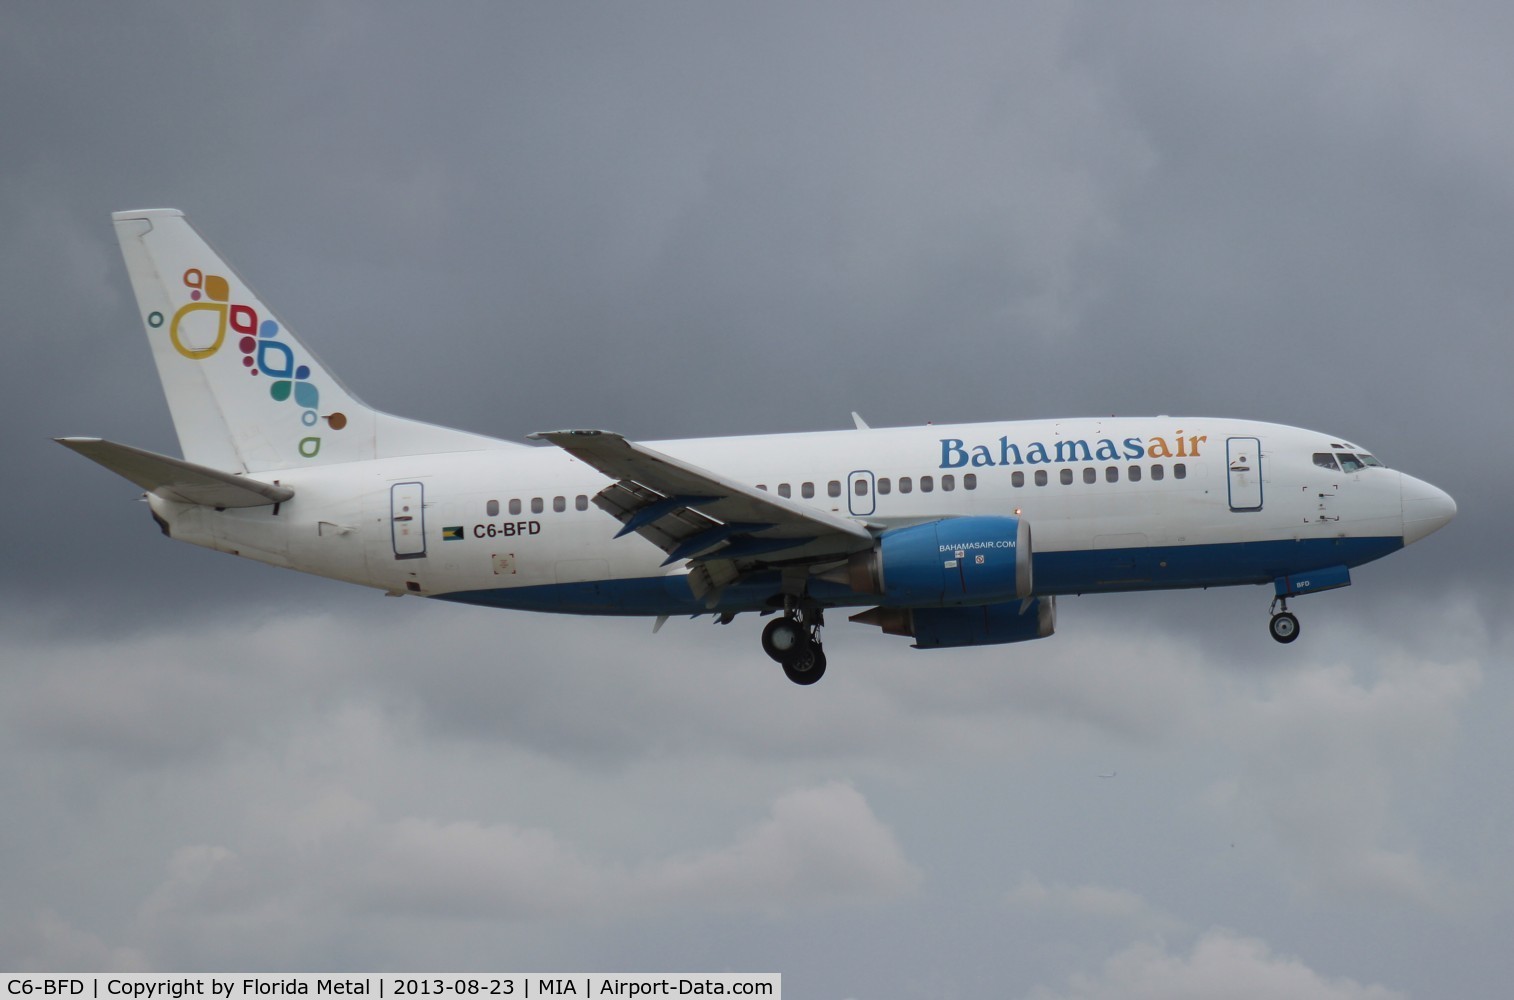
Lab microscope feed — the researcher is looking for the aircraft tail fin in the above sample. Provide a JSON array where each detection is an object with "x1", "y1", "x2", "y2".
[{"x1": 112, "y1": 209, "x2": 516, "y2": 472}]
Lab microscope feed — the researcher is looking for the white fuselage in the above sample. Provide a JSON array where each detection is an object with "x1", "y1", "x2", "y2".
[{"x1": 148, "y1": 416, "x2": 1447, "y2": 617}]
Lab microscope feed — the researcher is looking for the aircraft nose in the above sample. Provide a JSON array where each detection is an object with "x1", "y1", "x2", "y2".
[{"x1": 1401, "y1": 472, "x2": 1457, "y2": 545}]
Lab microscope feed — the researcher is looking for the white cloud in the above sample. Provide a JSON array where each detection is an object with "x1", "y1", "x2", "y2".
[
  {"x1": 0, "y1": 597, "x2": 1210, "y2": 773},
  {"x1": 4, "y1": 597, "x2": 1492, "y2": 979},
  {"x1": 2, "y1": 911, "x2": 149, "y2": 974},
  {"x1": 1006, "y1": 877, "x2": 1182, "y2": 938},
  {"x1": 635, "y1": 782, "x2": 922, "y2": 912},
  {"x1": 1208, "y1": 640, "x2": 1482, "y2": 907},
  {"x1": 1026, "y1": 928, "x2": 1406, "y2": 1000},
  {"x1": 349, "y1": 816, "x2": 605, "y2": 919},
  {"x1": 122, "y1": 780, "x2": 918, "y2": 966}
]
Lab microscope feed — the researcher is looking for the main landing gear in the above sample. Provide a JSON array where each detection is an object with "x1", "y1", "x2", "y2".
[
  {"x1": 762, "y1": 606, "x2": 827, "y2": 685},
  {"x1": 1268, "y1": 596, "x2": 1300, "y2": 644}
]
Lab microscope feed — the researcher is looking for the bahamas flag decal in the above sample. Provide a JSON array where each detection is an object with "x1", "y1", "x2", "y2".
[{"x1": 442, "y1": 526, "x2": 464, "y2": 541}]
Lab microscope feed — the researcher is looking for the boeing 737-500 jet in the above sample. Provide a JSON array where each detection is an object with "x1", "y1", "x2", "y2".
[{"x1": 58, "y1": 210, "x2": 1457, "y2": 684}]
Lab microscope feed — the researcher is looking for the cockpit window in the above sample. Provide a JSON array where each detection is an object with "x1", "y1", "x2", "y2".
[
  {"x1": 1359, "y1": 453, "x2": 1384, "y2": 468},
  {"x1": 1337, "y1": 453, "x2": 1365, "y2": 473},
  {"x1": 1313, "y1": 453, "x2": 1340, "y2": 471}
]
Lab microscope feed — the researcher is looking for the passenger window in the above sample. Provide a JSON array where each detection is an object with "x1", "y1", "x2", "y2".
[
  {"x1": 1083, "y1": 468, "x2": 1096, "y2": 485},
  {"x1": 531, "y1": 497, "x2": 544, "y2": 514},
  {"x1": 1337, "y1": 453, "x2": 1364, "y2": 473},
  {"x1": 486, "y1": 499, "x2": 499, "y2": 517},
  {"x1": 756, "y1": 484, "x2": 768, "y2": 492},
  {"x1": 509, "y1": 498, "x2": 522, "y2": 515},
  {"x1": 576, "y1": 495, "x2": 589, "y2": 511},
  {"x1": 1106, "y1": 466, "x2": 1119, "y2": 483},
  {"x1": 1012, "y1": 471, "x2": 1025, "y2": 488},
  {"x1": 1174, "y1": 463, "x2": 1187, "y2": 480},
  {"x1": 1151, "y1": 464, "x2": 1165, "y2": 481},
  {"x1": 1129, "y1": 465, "x2": 1142, "y2": 482},
  {"x1": 964, "y1": 473, "x2": 977, "y2": 490},
  {"x1": 553, "y1": 496, "x2": 566, "y2": 513},
  {"x1": 802, "y1": 482, "x2": 815, "y2": 499},
  {"x1": 877, "y1": 478, "x2": 891, "y2": 495},
  {"x1": 1314, "y1": 452, "x2": 1340, "y2": 471},
  {"x1": 920, "y1": 475, "x2": 934, "y2": 493},
  {"x1": 1060, "y1": 469, "x2": 1073, "y2": 486},
  {"x1": 854, "y1": 479, "x2": 869, "y2": 496},
  {"x1": 828, "y1": 480, "x2": 841, "y2": 497},
  {"x1": 1033, "y1": 470, "x2": 1047, "y2": 486},
  {"x1": 778, "y1": 483, "x2": 791, "y2": 498},
  {"x1": 942, "y1": 474, "x2": 955, "y2": 492},
  {"x1": 899, "y1": 476, "x2": 913, "y2": 494}
]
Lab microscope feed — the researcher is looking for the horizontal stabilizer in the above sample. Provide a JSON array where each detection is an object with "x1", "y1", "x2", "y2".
[{"x1": 55, "y1": 437, "x2": 294, "y2": 508}]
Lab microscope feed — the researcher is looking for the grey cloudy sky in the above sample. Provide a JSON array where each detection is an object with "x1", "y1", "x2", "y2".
[{"x1": 4, "y1": 2, "x2": 1511, "y2": 996}]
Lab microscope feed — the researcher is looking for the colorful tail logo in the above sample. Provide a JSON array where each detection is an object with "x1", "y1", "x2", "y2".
[{"x1": 147, "y1": 268, "x2": 346, "y2": 458}]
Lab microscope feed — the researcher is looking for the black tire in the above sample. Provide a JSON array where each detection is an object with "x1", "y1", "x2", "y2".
[
  {"x1": 762, "y1": 617, "x2": 805, "y2": 663},
  {"x1": 782, "y1": 643, "x2": 827, "y2": 685},
  {"x1": 1269, "y1": 612, "x2": 1300, "y2": 644}
]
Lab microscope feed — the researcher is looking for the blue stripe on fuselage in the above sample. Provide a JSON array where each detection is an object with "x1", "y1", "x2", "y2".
[
  {"x1": 1030, "y1": 535, "x2": 1401, "y2": 594},
  {"x1": 430, "y1": 535, "x2": 1405, "y2": 617}
]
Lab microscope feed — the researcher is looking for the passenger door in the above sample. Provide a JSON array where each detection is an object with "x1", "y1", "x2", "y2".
[
  {"x1": 1226, "y1": 437, "x2": 1263, "y2": 512},
  {"x1": 390, "y1": 481, "x2": 428, "y2": 558}
]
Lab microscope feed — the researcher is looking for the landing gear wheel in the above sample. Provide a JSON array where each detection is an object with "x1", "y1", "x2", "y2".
[
  {"x1": 782, "y1": 643, "x2": 827, "y2": 685},
  {"x1": 762, "y1": 618, "x2": 805, "y2": 663},
  {"x1": 764, "y1": 605, "x2": 828, "y2": 684},
  {"x1": 1269, "y1": 611, "x2": 1300, "y2": 644}
]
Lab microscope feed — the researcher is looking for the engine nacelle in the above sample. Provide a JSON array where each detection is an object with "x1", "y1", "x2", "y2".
[
  {"x1": 850, "y1": 596, "x2": 1057, "y2": 649},
  {"x1": 844, "y1": 515, "x2": 1033, "y2": 606}
]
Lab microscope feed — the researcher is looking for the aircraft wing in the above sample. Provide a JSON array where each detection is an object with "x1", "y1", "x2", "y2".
[{"x1": 530, "y1": 430, "x2": 875, "y2": 604}]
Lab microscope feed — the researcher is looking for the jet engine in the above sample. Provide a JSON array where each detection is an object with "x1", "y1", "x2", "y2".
[{"x1": 841, "y1": 515, "x2": 1033, "y2": 606}]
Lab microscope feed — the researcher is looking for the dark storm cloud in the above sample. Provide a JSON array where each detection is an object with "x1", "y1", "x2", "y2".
[{"x1": 5, "y1": 2, "x2": 1512, "y2": 995}]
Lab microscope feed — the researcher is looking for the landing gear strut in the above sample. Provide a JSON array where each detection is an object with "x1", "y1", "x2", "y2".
[
  {"x1": 762, "y1": 606, "x2": 827, "y2": 684},
  {"x1": 1268, "y1": 596, "x2": 1300, "y2": 644}
]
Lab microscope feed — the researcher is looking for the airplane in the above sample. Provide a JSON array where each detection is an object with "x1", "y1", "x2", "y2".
[{"x1": 57, "y1": 209, "x2": 1457, "y2": 685}]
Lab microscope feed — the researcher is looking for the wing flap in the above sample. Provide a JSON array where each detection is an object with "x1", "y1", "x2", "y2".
[
  {"x1": 55, "y1": 437, "x2": 294, "y2": 508},
  {"x1": 592, "y1": 478, "x2": 724, "y2": 553},
  {"x1": 530, "y1": 430, "x2": 874, "y2": 569}
]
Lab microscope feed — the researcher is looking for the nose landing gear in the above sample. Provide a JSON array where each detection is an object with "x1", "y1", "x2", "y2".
[
  {"x1": 1268, "y1": 596, "x2": 1300, "y2": 644},
  {"x1": 762, "y1": 607, "x2": 827, "y2": 684},
  {"x1": 1267, "y1": 566, "x2": 1353, "y2": 644}
]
